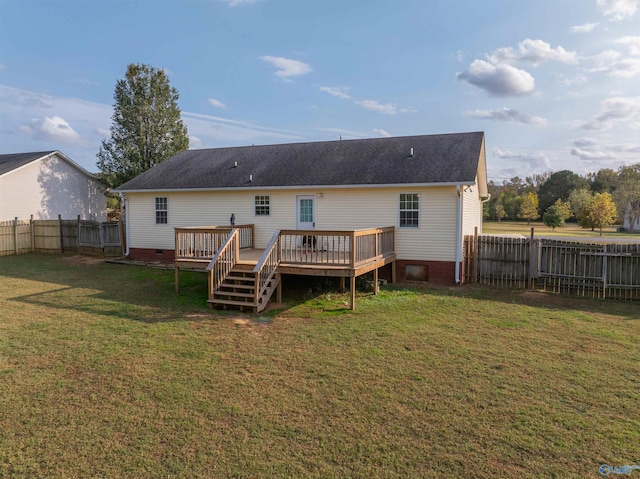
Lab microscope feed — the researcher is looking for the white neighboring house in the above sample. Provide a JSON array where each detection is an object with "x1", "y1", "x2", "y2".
[
  {"x1": 116, "y1": 132, "x2": 489, "y2": 284},
  {"x1": 624, "y1": 210, "x2": 640, "y2": 232},
  {"x1": 0, "y1": 151, "x2": 106, "y2": 221}
]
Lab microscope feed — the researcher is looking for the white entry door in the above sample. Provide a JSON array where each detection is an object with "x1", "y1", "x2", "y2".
[{"x1": 296, "y1": 195, "x2": 315, "y2": 230}]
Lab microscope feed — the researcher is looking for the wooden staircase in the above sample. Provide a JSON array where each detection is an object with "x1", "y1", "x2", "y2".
[{"x1": 208, "y1": 263, "x2": 280, "y2": 313}]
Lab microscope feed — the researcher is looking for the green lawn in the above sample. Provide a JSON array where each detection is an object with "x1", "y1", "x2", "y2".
[
  {"x1": 484, "y1": 220, "x2": 640, "y2": 239},
  {"x1": 1, "y1": 254, "x2": 639, "y2": 478}
]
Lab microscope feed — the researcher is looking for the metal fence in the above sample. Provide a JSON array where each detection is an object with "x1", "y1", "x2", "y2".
[{"x1": 464, "y1": 234, "x2": 640, "y2": 300}]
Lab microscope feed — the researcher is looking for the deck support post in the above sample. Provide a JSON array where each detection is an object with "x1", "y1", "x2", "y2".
[
  {"x1": 340, "y1": 276, "x2": 345, "y2": 293},
  {"x1": 350, "y1": 276, "x2": 356, "y2": 310},
  {"x1": 391, "y1": 260, "x2": 396, "y2": 284},
  {"x1": 175, "y1": 266, "x2": 180, "y2": 294},
  {"x1": 373, "y1": 268, "x2": 379, "y2": 295},
  {"x1": 276, "y1": 273, "x2": 282, "y2": 303}
]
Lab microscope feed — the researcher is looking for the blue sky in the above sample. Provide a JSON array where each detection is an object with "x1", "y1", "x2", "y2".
[{"x1": 0, "y1": 0, "x2": 638, "y2": 181}]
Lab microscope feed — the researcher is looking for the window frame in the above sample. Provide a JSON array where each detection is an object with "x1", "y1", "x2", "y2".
[
  {"x1": 254, "y1": 195, "x2": 270, "y2": 216},
  {"x1": 155, "y1": 197, "x2": 168, "y2": 224},
  {"x1": 398, "y1": 192, "x2": 420, "y2": 228}
]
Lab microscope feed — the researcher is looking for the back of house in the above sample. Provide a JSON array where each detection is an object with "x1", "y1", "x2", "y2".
[{"x1": 116, "y1": 131, "x2": 488, "y2": 283}]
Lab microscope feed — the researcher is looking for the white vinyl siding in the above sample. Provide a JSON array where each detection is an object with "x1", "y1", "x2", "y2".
[
  {"x1": 462, "y1": 181, "x2": 483, "y2": 237},
  {"x1": 0, "y1": 153, "x2": 106, "y2": 221},
  {"x1": 127, "y1": 185, "x2": 460, "y2": 261}
]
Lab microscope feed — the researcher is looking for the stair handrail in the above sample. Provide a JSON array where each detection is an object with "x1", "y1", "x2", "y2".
[
  {"x1": 206, "y1": 229, "x2": 239, "y2": 300},
  {"x1": 252, "y1": 230, "x2": 281, "y2": 305}
]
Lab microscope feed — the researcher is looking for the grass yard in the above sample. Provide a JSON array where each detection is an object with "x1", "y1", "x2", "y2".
[
  {"x1": 1, "y1": 254, "x2": 639, "y2": 478},
  {"x1": 483, "y1": 220, "x2": 640, "y2": 239}
]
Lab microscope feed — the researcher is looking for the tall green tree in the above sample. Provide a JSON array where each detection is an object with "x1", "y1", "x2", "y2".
[
  {"x1": 586, "y1": 192, "x2": 618, "y2": 236},
  {"x1": 538, "y1": 170, "x2": 589, "y2": 215},
  {"x1": 518, "y1": 192, "x2": 539, "y2": 224},
  {"x1": 97, "y1": 63, "x2": 189, "y2": 188},
  {"x1": 614, "y1": 163, "x2": 640, "y2": 233},
  {"x1": 569, "y1": 188, "x2": 594, "y2": 229},
  {"x1": 543, "y1": 205, "x2": 564, "y2": 230}
]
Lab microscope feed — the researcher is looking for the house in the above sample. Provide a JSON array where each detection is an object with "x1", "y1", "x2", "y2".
[
  {"x1": 0, "y1": 151, "x2": 106, "y2": 221},
  {"x1": 624, "y1": 211, "x2": 639, "y2": 232},
  {"x1": 116, "y1": 132, "x2": 488, "y2": 310}
]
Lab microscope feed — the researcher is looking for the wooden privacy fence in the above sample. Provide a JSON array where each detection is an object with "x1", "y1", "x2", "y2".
[
  {"x1": 0, "y1": 216, "x2": 123, "y2": 257},
  {"x1": 464, "y1": 235, "x2": 640, "y2": 300}
]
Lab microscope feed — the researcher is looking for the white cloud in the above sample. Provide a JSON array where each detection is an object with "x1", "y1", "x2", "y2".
[
  {"x1": 616, "y1": 35, "x2": 640, "y2": 55},
  {"x1": 457, "y1": 59, "x2": 535, "y2": 96},
  {"x1": 355, "y1": 99, "x2": 399, "y2": 115},
  {"x1": 181, "y1": 111, "x2": 304, "y2": 144},
  {"x1": 581, "y1": 96, "x2": 640, "y2": 130},
  {"x1": 456, "y1": 50, "x2": 464, "y2": 62},
  {"x1": 570, "y1": 137, "x2": 640, "y2": 160},
  {"x1": 597, "y1": 0, "x2": 638, "y2": 21},
  {"x1": 570, "y1": 22, "x2": 598, "y2": 33},
  {"x1": 315, "y1": 127, "x2": 369, "y2": 139},
  {"x1": 373, "y1": 128, "x2": 392, "y2": 137},
  {"x1": 556, "y1": 73, "x2": 588, "y2": 86},
  {"x1": 260, "y1": 56, "x2": 312, "y2": 81},
  {"x1": 587, "y1": 49, "x2": 640, "y2": 77},
  {"x1": 493, "y1": 148, "x2": 552, "y2": 170},
  {"x1": 208, "y1": 97, "x2": 227, "y2": 109},
  {"x1": 220, "y1": 0, "x2": 259, "y2": 7},
  {"x1": 19, "y1": 115, "x2": 85, "y2": 146},
  {"x1": 486, "y1": 39, "x2": 578, "y2": 66},
  {"x1": 466, "y1": 107, "x2": 546, "y2": 125},
  {"x1": 318, "y1": 86, "x2": 352, "y2": 99},
  {"x1": 96, "y1": 128, "x2": 110, "y2": 137},
  {"x1": 189, "y1": 135, "x2": 204, "y2": 149}
]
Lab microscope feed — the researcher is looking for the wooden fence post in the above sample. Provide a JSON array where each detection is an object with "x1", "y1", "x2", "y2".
[
  {"x1": 58, "y1": 214, "x2": 63, "y2": 253},
  {"x1": 77, "y1": 215, "x2": 81, "y2": 251},
  {"x1": 30, "y1": 215, "x2": 35, "y2": 253},
  {"x1": 14, "y1": 217, "x2": 18, "y2": 255}
]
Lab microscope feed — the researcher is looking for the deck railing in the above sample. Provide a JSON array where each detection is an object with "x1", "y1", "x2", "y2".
[
  {"x1": 253, "y1": 230, "x2": 281, "y2": 305},
  {"x1": 278, "y1": 226, "x2": 394, "y2": 267},
  {"x1": 175, "y1": 224, "x2": 253, "y2": 260},
  {"x1": 206, "y1": 229, "x2": 239, "y2": 299}
]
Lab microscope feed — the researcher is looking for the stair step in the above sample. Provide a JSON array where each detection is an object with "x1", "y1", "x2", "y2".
[
  {"x1": 214, "y1": 291, "x2": 255, "y2": 299},
  {"x1": 225, "y1": 275, "x2": 256, "y2": 282},
  {"x1": 219, "y1": 283, "x2": 255, "y2": 291},
  {"x1": 208, "y1": 299, "x2": 258, "y2": 307}
]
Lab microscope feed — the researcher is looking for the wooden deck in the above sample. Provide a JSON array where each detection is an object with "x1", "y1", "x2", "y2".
[{"x1": 174, "y1": 226, "x2": 396, "y2": 311}]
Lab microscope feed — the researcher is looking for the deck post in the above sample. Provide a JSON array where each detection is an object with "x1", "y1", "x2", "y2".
[
  {"x1": 340, "y1": 276, "x2": 345, "y2": 293},
  {"x1": 373, "y1": 268, "x2": 379, "y2": 295},
  {"x1": 175, "y1": 266, "x2": 180, "y2": 294},
  {"x1": 350, "y1": 232, "x2": 356, "y2": 267},
  {"x1": 391, "y1": 260, "x2": 396, "y2": 284},
  {"x1": 350, "y1": 276, "x2": 356, "y2": 310},
  {"x1": 276, "y1": 273, "x2": 282, "y2": 303}
]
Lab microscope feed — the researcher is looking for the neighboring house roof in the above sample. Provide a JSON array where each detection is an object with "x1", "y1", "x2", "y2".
[
  {"x1": 0, "y1": 151, "x2": 56, "y2": 177},
  {"x1": 0, "y1": 150, "x2": 98, "y2": 179},
  {"x1": 117, "y1": 132, "x2": 486, "y2": 192}
]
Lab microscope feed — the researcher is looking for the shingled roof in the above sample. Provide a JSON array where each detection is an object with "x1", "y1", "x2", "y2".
[
  {"x1": 0, "y1": 151, "x2": 56, "y2": 177},
  {"x1": 117, "y1": 132, "x2": 485, "y2": 191}
]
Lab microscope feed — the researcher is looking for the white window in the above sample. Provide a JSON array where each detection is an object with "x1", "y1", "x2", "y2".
[
  {"x1": 255, "y1": 195, "x2": 270, "y2": 216},
  {"x1": 155, "y1": 197, "x2": 168, "y2": 224},
  {"x1": 399, "y1": 193, "x2": 419, "y2": 228}
]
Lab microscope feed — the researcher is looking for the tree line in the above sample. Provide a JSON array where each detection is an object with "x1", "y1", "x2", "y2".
[{"x1": 486, "y1": 166, "x2": 640, "y2": 234}]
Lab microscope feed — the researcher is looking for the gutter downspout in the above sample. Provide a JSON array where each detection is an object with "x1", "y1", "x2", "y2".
[
  {"x1": 480, "y1": 194, "x2": 492, "y2": 234},
  {"x1": 455, "y1": 185, "x2": 462, "y2": 284}
]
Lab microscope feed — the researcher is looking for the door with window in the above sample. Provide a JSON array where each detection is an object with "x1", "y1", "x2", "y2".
[{"x1": 296, "y1": 195, "x2": 315, "y2": 230}]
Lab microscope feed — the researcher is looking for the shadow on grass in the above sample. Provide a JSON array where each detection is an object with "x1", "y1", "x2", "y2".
[{"x1": 1, "y1": 254, "x2": 638, "y2": 323}]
